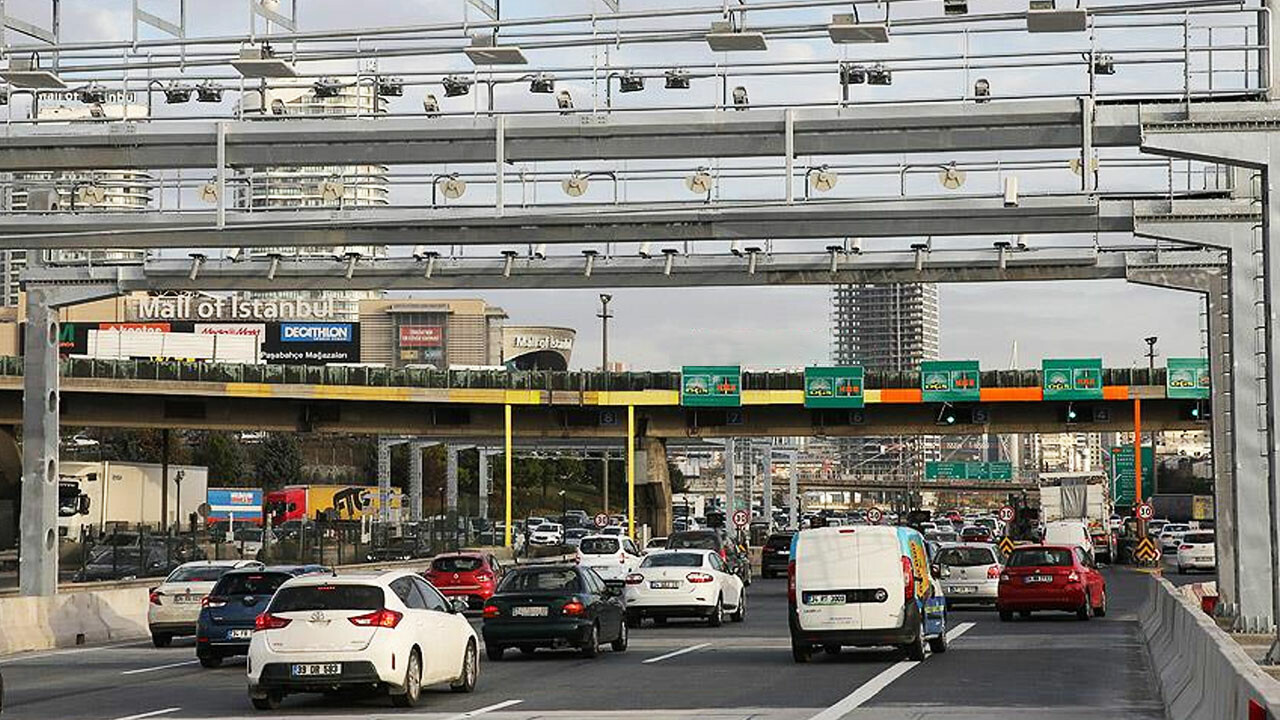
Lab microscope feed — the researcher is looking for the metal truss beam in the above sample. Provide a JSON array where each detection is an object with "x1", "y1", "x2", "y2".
[
  {"x1": 0, "y1": 99, "x2": 1223, "y2": 171},
  {"x1": 0, "y1": 196, "x2": 1146, "y2": 250}
]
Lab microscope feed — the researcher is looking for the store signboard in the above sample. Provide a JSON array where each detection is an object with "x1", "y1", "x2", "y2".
[{"x1": 399, "y1": 325, "x2": 443, "y2": 347}]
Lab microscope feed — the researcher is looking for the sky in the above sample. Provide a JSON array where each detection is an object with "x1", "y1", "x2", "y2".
[{"x1": 13, "y1": 0, "x2": 1213, "y2": 371}]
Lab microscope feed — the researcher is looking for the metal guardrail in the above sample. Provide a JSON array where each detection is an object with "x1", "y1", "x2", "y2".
[{"x1": 0, "y1": 356, "x2": 1167, "y2": 392}]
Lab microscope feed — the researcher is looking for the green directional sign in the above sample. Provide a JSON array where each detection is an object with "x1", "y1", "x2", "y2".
[
  {"x1": 1042, "y1": 358, "x2": 1103, "y2": 401},
  {"x1": 681, "y1": 365, "x2": 741, "y2": 407},
  {"x1": 921, "y1": 360, "x2": 981, "y2": 403},
  {"x1": 1167, "y1": 357, "x2": 1210, "y2": 399},
  {"x1": 925, "y1": 461, "x2": 1013, "y2": 481},
  {"x1": 804, "y1": 366, "x2": 865, "y2": 409},
  {"x1": 1110, "y1": 446, "x2": 1155, "y2": 506}
]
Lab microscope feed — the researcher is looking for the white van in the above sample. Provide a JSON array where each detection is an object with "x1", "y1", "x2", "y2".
[
  {"x1": 1042, "y1": 520, "x2": 1092, "y2": 554},
  {"x1": 788, "y1": 525, "x2": 948, "y2": 663}
]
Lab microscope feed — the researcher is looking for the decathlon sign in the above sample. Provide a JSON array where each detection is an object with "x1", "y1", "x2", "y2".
[{"x1": 281, "y1": 323, "x2": 353, "y2": 343}]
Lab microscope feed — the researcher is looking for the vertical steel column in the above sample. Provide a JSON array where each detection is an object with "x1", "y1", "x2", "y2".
[
  {"x1": 784, "y1": 108, "x2": 795, "y2": 205},
  {"x1": 627, "y1": 405, "x2": 635, "y2": 540},
  {"x1": 408, "y1": 441, "x2": 423, "y2": 524},
  {"x1": 495, "y1": 115, "x2": 506, "y2": 217},
  {"x1": 1207, "y1": 273, "x2": 1239, "y2": 614},
  {"x1": 724, "y1": 438, "x2": 736, "y2": 516},
  {"x1": 446, "y1": 444, "x2": 459, "y2": 514},
  {"x1": 788, "y1": 451, "x2": 798, "y2": 531},
  {"x1": 478, "y1": 449, "x2": 490, "y2": 521},
  {"x1": 1264, "y1": 159, "x2": 1280, "y2": 639},
  {"x1": 762, "y1": 443, "x2": 773, "y2": 524},
  {"x1": 504, "y1": 404, "x2": 513, "y2": 547},
  {"x1": 19, "y1": 288, "x2": 58, "y2": 596},
  {"x1": 215, "y1": 122, "x2": 226, "y2": 229},
  {"x1": 376, "y1": 437, "x2": 391, "y2": 527}
]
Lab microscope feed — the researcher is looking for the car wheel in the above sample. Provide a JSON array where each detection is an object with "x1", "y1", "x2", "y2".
[
  {"x1": 707, "y1": 597, "x2": 724, "y2": 628},
  {"x1": 198, "y1": 653, "x2": 222, "y2": 669},
  {"x1": 451, "y1": 641, "x2": 478, "y2": 693},
  {"x1": 486, "y1": 643, "x2": 505, "y2": 662},
  {"x1": 791, "y1": 641, "x2": 813, "y2": 663},
  {"x1": 151, "y1": 633, "x2": 172, "y2": 648},
  {"x1": 580, "y1": 623, "x2": 600, "y2": 658},
  {"x1": 998, "y1": 609, "x2": 1012, "y2": 622},
  {"x1": 1076, "y1": 593, "x2": 1092, "y2": 621},
  {"x1": 903, "y1": 622, "x2": 927, "y2": 661},
  {"x1": 1095, "y1": 589, "x2": 1108, "y2": 618},
  {"x1": 731, "y1": 591, "x2": 746, "y2": 623},
  {"x1": 391, "y1": 649, "x2": 422, "y2": 708},
  {"x1": 625, "y1": 611, "x2": 641, "y2": 628},
  {"x1": 1018, "y1": 610, "x2": 1032, "y2": 619},
  {"x1": 250, "y1": 691, "x2": 283, "y2": 711},
  {"x1": 611, "y1": 618, "x2": 629, "y2": 652},
  {"x1": 928, "y1": 627, "x2": 949, "y2": 654}
]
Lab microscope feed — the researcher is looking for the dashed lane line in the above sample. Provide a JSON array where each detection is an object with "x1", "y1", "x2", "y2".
[
  {"x1": 0, "y1": 640, "x2": 151, "y2": 665},
  {"x1": 442, "y1": 698, "x2": 525, "y2": 719},
  {"x1": 642, "y1": 642, "x2": 712, "y2": 664},
  {"x1": 120, "y1": 659, "x2": 200, "y2": 675},
  {"x1": 111, "y1": 708, "x2": 181, "y2": 720}
]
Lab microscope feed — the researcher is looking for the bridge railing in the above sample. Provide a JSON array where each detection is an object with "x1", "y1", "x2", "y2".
[{"x1": 0, "y1": 357, "x2": 1167, "y2": 392}]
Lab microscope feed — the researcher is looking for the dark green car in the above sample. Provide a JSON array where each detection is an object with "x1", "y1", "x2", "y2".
[{"x1": 482, "y1": 565, "x2": 628, "y2": 660}]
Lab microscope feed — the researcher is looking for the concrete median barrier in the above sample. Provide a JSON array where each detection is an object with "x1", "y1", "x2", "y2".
[
  {"x1": 1140, "y1": 575, "x2": 1280, "y2": 719},
  {"x1": 0, "y1": 586, "x2": 149, "y2": 656}
]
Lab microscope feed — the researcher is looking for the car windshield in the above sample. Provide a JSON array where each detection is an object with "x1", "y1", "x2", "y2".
[
  {"x1": 1163, "y1": 525, "x2": 1190, "y2": 534},
  {"x1": 432, "y1": 556, "x2": 484, "y2": 572},
  {"x1": 1183, "y1": 532, "x2": 1215, "y2": 544},
  {"x1": 960, "y1": 526, "x2": 986, "y2": 534},
  {"x1": 936, "y1": 547, "x2": 997, "y2": 567},
  {"x1": 765, "y1": 534, "x2": 793, "y2": 549},
  {"x1": 271, "y1": 584, "x2": 384, "y2": 612},
  {"x1": 1007, "y1": 548, "x2": 1074, "y2": 567},
  {"x1": 498, "y1": 569, "x2": 581, "y2": 593},
  {"x1": 667, "y1": 534, "x2": 719, "y2": 550},
  {"x1": 579, "y1": 538, "x2": 621, "y2": 554},
  {"x1": 215, "y1": 572, "x2": 291, "y2": 596},
  {"x1": 168, "y1": 565, "x2": 233, "y2": 583},
  {"x1": 641, "y1": 552, "x2": 705, "y2": 568}
]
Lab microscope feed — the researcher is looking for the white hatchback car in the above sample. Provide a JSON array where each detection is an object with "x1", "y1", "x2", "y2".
[
  {"x1": 576, "y1": 535, "x2": 644, "y2": 582},
  {"x1": 933, "y1": 543, "x2": 1001, "y2": 606},
  {"x1": 1176, "y1": 530, "x2": 1217, "y2": 574},
  {"x1": 148, "y1": 559, "x2": 262, "y2": 647},
  {"x1": 1159, "y1": 523, "x2": 1192, "y2": 553},
  {"x1": 529, "y1": 523, "x2": 564, "y2": 545},
  {"x1": 246, "y1": 570, "x2": 479, "y2": 711},
  {"x1": 623, "y1": 548, "x2": 745, "y2": 627}
]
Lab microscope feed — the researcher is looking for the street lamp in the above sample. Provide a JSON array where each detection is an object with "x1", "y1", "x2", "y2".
[
  {"x1": 1144, "y1": 336, "x2": 1159, "y2": 376},
  {"x1": 559, "y1": 488, "x2": 567, "y2": 517}
]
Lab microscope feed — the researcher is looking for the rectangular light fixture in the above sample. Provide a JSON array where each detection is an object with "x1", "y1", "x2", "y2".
[
  {"x1": 464, "y1": 36, "x2": 528, "y2": 65},
  {"x1": 1026, "y1": 2, "x2": 1087, "y2": 32},
  {"x1": 706, "y1": 21, "x2": 768, "y2": 52},
  {"x1": 827, "y1": 14, "x2": 890, "y2": 44},
  {"x1": 231, "y1": 45, "x2": 297, "y2": 78},
  {"x1": 944, "y1": 0, "x2": 968, "y2": 14},
  {"x1": 0, "y1": 56, "x2": 65, "y2": 89}
]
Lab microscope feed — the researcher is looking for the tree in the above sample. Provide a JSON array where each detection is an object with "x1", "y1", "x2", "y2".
[
  {"x1": 195, "y1": 431, "x2": 247, "y2": 484},
  {"x1": 253, "y1": 433, "x2": 303, "y2": 489},
  {"x1": 668, "y1": 462, "x2": 689, "y2": 494}
]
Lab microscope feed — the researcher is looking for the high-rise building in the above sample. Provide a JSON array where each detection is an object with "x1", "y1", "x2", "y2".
[
  {"x1": 237, "y1": 79, "x2": 390, "y2": 321},
  {"x1": 831, "y1": 283, "x2": 941, "y2": 481}
]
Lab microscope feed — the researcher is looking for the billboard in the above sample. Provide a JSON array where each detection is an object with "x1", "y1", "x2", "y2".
[
  {"x1": 206, "y1": 487, "x2": 263, "y2": 524},
  {"x1": 53, "y1": 321, "x2": 359, "y2": 365},
  {"x1": 399, "y1": 325, "x2": 443, "y2": 347}
]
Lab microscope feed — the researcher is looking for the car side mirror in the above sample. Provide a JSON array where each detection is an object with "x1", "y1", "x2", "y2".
[{"x1": 451, "y1": 598, "x2": 469, "y2": 614}]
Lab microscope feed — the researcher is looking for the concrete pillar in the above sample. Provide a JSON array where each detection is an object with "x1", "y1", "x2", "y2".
[
  {"x1": 724, "y1": 437, "x2": 736, "y2": 516},
  {"x1": 762, "y1": 442, "x2": 774, "y2": 525},
  {"x1": 446, "y1": 445, "x2": 459, "y2": 514},
  {"x1": 20, "y1": 289, "x2": 58, "y2": 596},
  {"x1": 408, "y1": 442, "x2": 423, "y2": 524},
  {"x1": 376, "y1": 437, "x2": 391, "y2": 527},
  {"x1": 1207, "y1": 274, "x2": 1239, "y2": 616},
  {"x1": 788, "y1": 451, "x2": 798, "y2": 530},
  {"x1": 478, "y1": 450, "x2": 490, "y2": 521}
]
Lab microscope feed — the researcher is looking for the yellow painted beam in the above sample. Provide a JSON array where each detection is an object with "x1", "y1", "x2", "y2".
[
  {"x1": 594, "y1": 390, "x2": 680, "y2": 406},
  {"x1": 741, "y1": 389, "x2": 804, "y2": 405}
]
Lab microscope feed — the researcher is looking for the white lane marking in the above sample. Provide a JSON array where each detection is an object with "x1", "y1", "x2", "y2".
[
  {"x1": 111, "y1": 709, "x2": 181, "y2": 720},
  {"x1": 120, "y1": 659, "x2": 199, "y2": 675},
  {"x1": 806, "y1": 621, "x2": 977, "y2": 720},
  {"x1": 642, "y1": 642, "x2": 712, "y2": 664},
  {"x1": 0, "y1": 640, "x2": 150, "y2": 665},
  {"x1": 442, "y1": 699, "x2": 524, "y2": 719}
]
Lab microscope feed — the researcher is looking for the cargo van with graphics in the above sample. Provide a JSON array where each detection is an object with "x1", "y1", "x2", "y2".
[{"x1": 788, "y1": 525, "x2": 948, "y2": 662}]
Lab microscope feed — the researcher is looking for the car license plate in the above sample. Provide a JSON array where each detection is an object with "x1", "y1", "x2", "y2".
[
  {"x1": 512, "y1": 606, "x2": 548, "y2": 617},
  {"x1": 1025, "y1": 575, "x2": 1053, "y2": 584},
  {"x1": 173, "y1": 594, "x2": 199, "y2": 604},
  {"x1": 650, "y1": 580, "x2": 679, "y2": 589},
  {"x1": 806, "y1": 594, "x2": 846, "y2": 606},
  {"x1": 291, "y1": 663, "x2": 340, "y2": 677},
  {"x1": 227, "y1": 629, "x2": 252, "y2": 640},
  {"x1": 952, "y1": 585, "x2": 976, "y2": 594}
]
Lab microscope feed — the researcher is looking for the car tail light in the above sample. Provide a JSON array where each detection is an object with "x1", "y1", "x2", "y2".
[
  {"x1": 1066, "y1": 571, "x2": 1080, "y2": 584},
  {"x1": 1180, "y1": 544, "x2": 1193, "y2": 551},
  {"x1": 619, "y1": 552, "x2": 627, "y2": 564},
  {"x1": 483, "y1": 605, "x2": 500, "y2": 619},
  {"x1": 254, "y1": 613, "x2": 291, "y2": 631},
  {"x1": 987, "y1": 566, "x2": 1002, "y2": 579},
  {"x1": 149, "y1": 590, "x2": 161, "y2": 606},
  {"x1": 719, "y1": 548, "x2": 727, "y2": 562},
  {"x1": 686, "y1": 572, "x2": 714, "y2": 583},
  {"x1": 562, "y1": 600, "x2": 586, "y2": 616},
  {"x1": 625, "y1": 573, "x2": 645, "y2": 585},
  {"x1": 475, "y1": 572, "x2": 494, "y2": 583},
  {"x1": 901, "y1": 557, "x2": 914, "y2": 600},
  {"x1": 348, "y1": 609, "x2": 403, "y2": 628},
  {"x1": 202, "y1": 596, "x2": 227, "y2": 609},
  {"x1": 787, "y1": 560, "x2": 797, "y2": 604}
]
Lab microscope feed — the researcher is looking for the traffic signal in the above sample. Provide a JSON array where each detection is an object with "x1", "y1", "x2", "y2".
[
  {"x1": 1061, "y1": 403, "x2": 1109, "y2": 424},
  {"x1": 1181, "y1": 400, "x2": 1210, "y2": 423},
  {"x1": 935, "y1": 404, "x2": 986, "y2": 425}
]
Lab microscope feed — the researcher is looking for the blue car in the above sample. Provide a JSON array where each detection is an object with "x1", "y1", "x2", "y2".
[{"x1": 195, "y1": 565, "x2": 331, "y2": 668}]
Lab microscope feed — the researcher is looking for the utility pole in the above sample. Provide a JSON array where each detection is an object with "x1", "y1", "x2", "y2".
[
  {"x1": 598, "y1": 294, "x2": 613, "y2": 514},
  {"x1": 1144, "y1": 336, "x2": 1160, "y2": 496}
]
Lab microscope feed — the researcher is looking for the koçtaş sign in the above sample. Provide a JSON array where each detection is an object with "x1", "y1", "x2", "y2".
[{"x1": 136, "y1": 295, "x2": 336, "y2": 321}]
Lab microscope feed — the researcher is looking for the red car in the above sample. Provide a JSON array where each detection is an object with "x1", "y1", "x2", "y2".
[
  {"x1": 959, "y1": 525, "x2": 993, "y2": 543},
  {"x1": 997, "y1": 544, "x2": 1106, "y2": 621},
  {"x1": 423, "y1": 552, "x2": 503, "y2": 609}
]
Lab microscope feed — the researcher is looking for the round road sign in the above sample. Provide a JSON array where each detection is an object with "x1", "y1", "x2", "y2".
[
  {"x1": 593, "y1": 512, "x2": 610, "y2": 528},
  {"x1": 732, "y1": 509, "x2": 749, "y2": 528},
  {"x1": 867, "y1": 507, "x2": 884, "y2": 525},
  {"x1": 1136, "y1": 503, "x2": 1154, "y2": 520},
  {"x1": 998, "y1": 506, "x2": 1015, "y2": 523}
]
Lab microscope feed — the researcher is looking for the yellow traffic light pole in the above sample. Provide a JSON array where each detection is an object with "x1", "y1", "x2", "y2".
[
  {"x1": 504, "y1": 403, "x2": 513, "y2": 548},
  {"x1": 627, "y1": 405, "x2": 636, "y2": 540}
]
